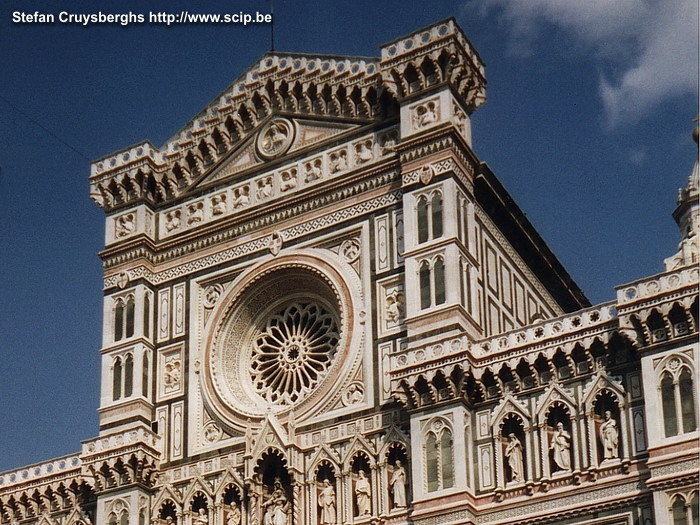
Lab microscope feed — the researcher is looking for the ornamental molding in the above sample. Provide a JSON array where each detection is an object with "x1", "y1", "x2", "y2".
[{"x1": 102, "y1": 176, "x2": 402, "y2": 287}]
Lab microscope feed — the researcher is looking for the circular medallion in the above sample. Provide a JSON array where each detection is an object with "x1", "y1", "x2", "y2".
[
  {"x1": 256, "y1": 118, "x2": 295, "y2": 159},
  {"x1": 201, "y1": 251, "x2": 361, "y2": 432}
]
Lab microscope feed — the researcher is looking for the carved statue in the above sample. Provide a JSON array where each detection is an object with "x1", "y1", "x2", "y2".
[
  {"x1": 356, "y1": 141, "x2": 373, "y2": 163},
  {"x1": 116, "y1": 214, "x2": 135, "y2": 237},
  {"x1": 386, "y1": 291, "x2": 404, "y2": 326},
  {"x1": 188, "y1": 203, "x2": 204, "y2": 224},
  {"x1": 280, "y1": 170, "x2": 297, "y2": 192},
  {"x1": 305, "y1": 161, "x2": 322, "y2": 182},
  {"x1": 389, "y1": 460, "x2": 407, "y2": 509},
  {"x1": 165, "y1": 210, "x2": 181, "y2": 232},
  {"x1": 599, "y1": 410, "x2": 619, "y2": 460},
  {"x1": 355, "y1": 470, "x2": 371, "y2": 516},
  {"x1": 211, "y1": 195, "x2": 227, "y2": 215},
  {"x1": 550, "y1": 422, "x2": 572, "y2": 471},
  {"x1": 504, "y1": 433, "x2": 524, "y2": 483},
  {"x1": 225, "y1": 503, "x2": 241, "y2": 525},
  {"x1": 258, "y1": 177, "x2": 274, "y2": 198},
  {"x1": 233, "y1": 186, "x2": 250, "y2": 209},
  {"x1": 330, "y1": 151, "x2": 347, "y2": 173},
  {"x1": 193, "y1": 508, "x2": 208, "y2": 524},
  {"x1": 164, "y1": 360, "x2": 181, "y2": 389},
  {"x1": 263, "y1": 479, "x2": 289, "y2": 525},
  {"x1": 317, "y1": 479, "x2": 336, "y2": 524}
]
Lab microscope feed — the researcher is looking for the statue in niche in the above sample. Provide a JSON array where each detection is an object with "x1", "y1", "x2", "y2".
[
  {"x1": 225, "y1": 503, "x2": 241, "y2": 525},
  {"x1": 389, "y1": 460, "x2": 407, "y2": 509},
  {"x1": 329, "y1": 151, "x2": 347, "y2": 173},
  {"x1": 211, "y1": 194, "x2": 227, "y2": 215},
  {"x1": 356, "y1": 141, "x2": 373, "y2": 163},
  {"x1": 233, "y1": 186, "x2": 250, "y2": 209},
  {"x1": 164, "y1": 360, "x2": 181, "y2": 390},
  {"x1": 504, "y1": 434, "x2": 524, "y2": 483},
  {"x1": 257, "y1": 176, "x2": 274, "y2": 199},
  {"x1": 414, "y1": 101, "x2": 438, "y2": 128},
  {"x1": 165, "y1": 210, "x2": 181, "y2": 232},
  {"x1": 262, "y1": 479, "x2": 289, "y2": 525},
  {"x1": 193, "y1": 508, "x2": 208, "y2": 524},
  {"x1": 304, "y1": 160, "x2": 322, "y2": 182},
  {"x1": 317, "y1": 479, "x2": 336, "y2": 524},
  {"x1": 280, "y1": 170, "x2": 297, "y2": 192},
  {"x1": 116, "y1": 213, "x2": 135, "y2": 237},
  {"x1": 188, "y1": 202, "x2": 204, "y2": 224},
  {"x1": 355, "y1": 470, "x2": 371, "y2": 516},
  {"x1": 599, "y1": 410, "x2": 619, "y2": 460},
  {"x1": 385, "y1": 291, "x2": 404, "y2": 326},
  {"x1": 549, "y1": 422, "x2": 572, "y2": 472}
]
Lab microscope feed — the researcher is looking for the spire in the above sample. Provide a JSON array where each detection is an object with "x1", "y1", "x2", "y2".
[{"x1": 664, "y1": 123, "x2": 700, "y2": 271}]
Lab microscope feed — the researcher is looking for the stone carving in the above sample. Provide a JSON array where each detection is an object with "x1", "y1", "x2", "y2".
[
  {"x1": 329, "y1": 150, "x2": 347, "y2": 173},
  {"x1": 225, "y1": 503, "x2": 241, "y2": 525},
  {"x1": 504, "y1": 434, "x2": 524, "y2": 483},
  {"x1": 339, "y1": 238, "x2": 361, "y2": 263},
  {"x1": 419, "y1": 164, "x2": 434, "y2": 185},
  {"x1": 203, "y1": 421, "x2": 222, "y2": 443},
  {"x1": 203, "y1": 284, "x2": 224, "y2": 309},
  {"x1": 257, "y1": 176, "x2": 274, "y2": 199},
  {"x1": 343, "y1": 383, "x2": 364, "y2": 406},
  {"x1": 280, "y1": 169, "x2": 297, "y2": 192},
  {"x1": 194, "y1": 508, "x2": 208, "y2": 524},
  {"x1": 257, "y1": 119, "x2": 294, "y2": 159},
  {"x1": 355, "y1": 140, "x2": 373, "y2": 164},
  {"x1": 380, "y1": 131, "x2": 398, "y2": 154},
  {"x1": 164, "y1": 359, "x2": 182, "y2": 392},
  {"x1": 233, "y1": 186, "x2": 250, "y2": 209},
  {"x1": 251, "y1": 302, "x2": 340, "y2": 405},
  {"x1": 599, "y1": 411, "x2": 619, "y2": 460},
  {"x1": 211, "y1": 194, "x2": 227, "y2": 215},
  {"x1": 389, "y1": 460, "x2": 407, "y2": 509},
  {"x1": 413, "y1": 100, "x2": 439, "y2": 128},
  {"x1": 386, "y1": 290, "x2": 404, "y2": 326},
  {"x1": 188, "y1": 202, "x2": 204, "y2": 225},
  {"x1": 355, "y1": 470, "x2": 371, "y2": 516},
  {"x1": 115, "y1": 213, "x2": 135, "y2": 237},
  {"x1": 269, "y1": 231, "x2": 284, "y2": 255},
  {"x1": 165, "y1": 210, "x2": 182, "y2": 232},
  {"x1": 115, "y1": 271, "x2": 130, "y2": 290},
  {"x1": 304, "y1": 159, "x2": 323, "y2": 183},
  {"x1": 550, "y1": 422, "x2": 571, "y2": 472},
  {"x1": 318, "y1": 479, "x2": 336, "y2": 524},
  {"x1": 262, "y1": 479, "x2": 289, "y2": 525}
]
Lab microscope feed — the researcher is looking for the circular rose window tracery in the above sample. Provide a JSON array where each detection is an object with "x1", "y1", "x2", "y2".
[
  {"x1": 201, "y1": 252, "x2": 360, "y2": 430},
  {"x1": 251, "y1": 302, "x2": 340, "y2": 404}
]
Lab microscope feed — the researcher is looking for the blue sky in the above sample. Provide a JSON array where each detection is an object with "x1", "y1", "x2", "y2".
[{"x1": 0, "y1": 0, "x2": 697, "y2": 472}]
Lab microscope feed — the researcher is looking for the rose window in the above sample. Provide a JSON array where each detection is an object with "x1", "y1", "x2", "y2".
[{"x1": 250, "y1": 302, "x2": 340, "y2": 404}]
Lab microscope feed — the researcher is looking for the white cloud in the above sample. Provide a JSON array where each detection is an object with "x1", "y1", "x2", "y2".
[{"x1": 467, "y1": 0, "x2": 698, "y2": 127}]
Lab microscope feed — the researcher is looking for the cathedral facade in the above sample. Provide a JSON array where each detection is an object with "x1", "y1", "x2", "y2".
[{"x1": 1, "y1": 18, "x2": 698, "y2": 525}]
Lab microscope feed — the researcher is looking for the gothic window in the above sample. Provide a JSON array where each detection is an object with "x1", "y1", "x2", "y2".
[
  {"x1": 418, "y1": 256, "x2": 447, "y2": 310},
  {"x1": 425, "y1": 422, "x2": 454, "y2": 492},
  {"x1": 416, "y1": 191, "x2": 443, "y2": 244},
  {"x1": 108, "y1": 515, "x2": 117, "y2": 525},
  {"x1": 431, "y1": 192, "x2": 443, "y2": 238},
  {"x1": 120, "y1": 512, "x2": 128, "y2": 525},
  {"x1": 662, "y1": 372, "x2": 678, "y2": 437},
  {"x1": 142, "y1": 352, "x2": 149, "y2": 397},
  {"x1": 124, "y1": 354, "x2": 134, "y2": 397},
  {"x1": 417, "y1": 197, "x2": 429, "y2": 244},
  {"x1": 113, "y1": 294, "x2": 135, "y2": 342},
  {"x1": 659, "y1": 357, "x2": 697, "y2": 437},
  {"x1": 112, "y1": 357, "x2": 122, "y2": 401},
  {"x1": 420, "y1": 262, "x2": 431, "y2": 309},
  {"x1": 144, "y1": 293, "x2": 151, "y2": 338},
  {"x1": 434, "y1": 258, "x2": 446, "y2": 305},
  {"x1": 670, "y1": 493, "x2": 698, "y2": 525},
  {"x1": 114, "y1": 300, "x2": 125, "y2": 341},
  {"x1": 125, "y1": 296, "x2": 135, "y2": 338}
]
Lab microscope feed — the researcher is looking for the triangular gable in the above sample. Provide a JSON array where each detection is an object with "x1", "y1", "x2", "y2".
[
  {"x1": 151, "y1": 483, "x2": 182, "y2": 513},
  {"x1": 491, "y1": 394, "x2": 530, "y2": 430},
  {"x1": 191, "y1": 117, "x2": 360, "y2": 190},
  {"x1": 581, "y1": 371, "x2": 625, "y2": 410},
  {"x1": 250, "y1": 413, "x2": 291, "y2": 460},
  {"x1": 307, "y1": 442, "x2": 341, "y2": 477},
  {"x1": 378, "y1": 424, "x2": 411, "y2": 459},
  {"x1": 534, "y1": 383, "x2": 577, "y2": 423},
  {"x1": 341, "y1": 433, "x2": 377, "y2": 468}
]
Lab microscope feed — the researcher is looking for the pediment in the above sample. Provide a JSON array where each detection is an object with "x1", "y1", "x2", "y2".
[{"x1": 195, "y1": 117, "x2": 360, "y2": 189}]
